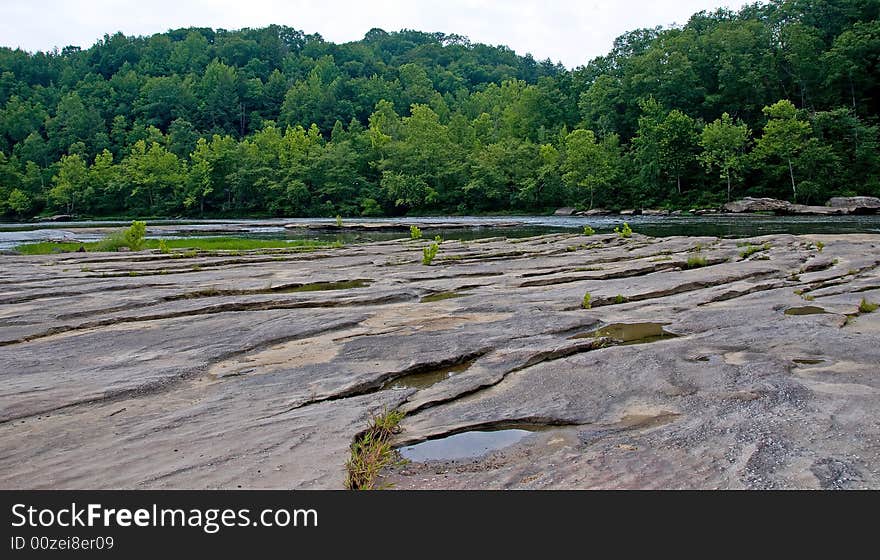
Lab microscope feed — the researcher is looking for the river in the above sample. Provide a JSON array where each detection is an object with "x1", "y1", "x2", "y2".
[{"x1": 2, "y1": 214, "x2": 880, "y2": 250}]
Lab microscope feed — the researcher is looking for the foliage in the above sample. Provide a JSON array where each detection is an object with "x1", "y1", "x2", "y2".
[
  {"x1": 685, "y1": 254, "x2": 708, "y2": 269},
  {"x1": 740, "y1": 242, "x2": 771, "y2": 258},
  {"x1": 422, "y1": 241, "x2": 439, "y2": 265},
  {"x1": 859, "y1": 298, "x2": 878, "y2": 313},
  {"x1": 345, "y1": 408, "x2": 405, "y2": 490},
  {"x1": 561, "y1": 129, "x2": 619, "y2": 209},
  {"x1": 90, "y1": 220, "x2": 146, "y2": 252},
  {"x1": 614, "y1": 222, "x2": 633, "y2": 238},
  {"x1": 1, "y1": 2, "x2": 879, "y2": 219},
  {"x1": 583, "y1": 225, "x2": 595, "y2": 235},
  {"x1": 582, "y1": 292, "x2": 592, "y2": 309},
  {"x1": 124, "y1": 220, "x2": 146, "y2": 250},
  {"x1": 752, "y1": 100, "x2": 813, "y2": 202},
  {"x1": 409, "y1": 225, "x2": 422, "y2": 239},
  {"x1": 698, "y1": 113, "x2": 750, "y2": 201}
]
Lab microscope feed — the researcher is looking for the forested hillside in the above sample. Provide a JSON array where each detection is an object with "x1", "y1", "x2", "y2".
[{"x1": 0, "y1": 0, "x2": 878, "y2": 219}]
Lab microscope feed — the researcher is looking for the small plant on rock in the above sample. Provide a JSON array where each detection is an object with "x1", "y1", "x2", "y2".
[
  {"x1": 740, "y1": 242, "x2": 771, "y2": 259},
  {"x1": 95, "y1": 220, "x2": 147, "y2": 252},
  {"x1": 859, "y1": 298, "x2": 878, "y2": 313},
  {"x1": 582, "y1": 292, "x2": 592, "y2": 309},
  {"x1": 410, "y1": 225, "x2": 422, "y2": 240},
  {"x1": 124, "y1": 221, "x2": 146, "y2": 251},
  {"x1": 686, "y1": 254, "x2": 708, "y2": 269},
  {"x1": 614, "y1": 222, "x2": 633, "y2": 238},
  {"x1": 345, "y1": 408, "x2": 405, "y2": 490},
  {"x1": 158, "y1": 239, "x2": 170, "y2": 254},
  {"x1": 815, "y1": 241, "x2": 825, "y2": 252},
  {"x1": 336, "y1": 214, "x2": 343, "y2": 227},
  {"x1": 422, "y1": 242, "x2": 439, "y2": 265},
  {"x1": 583, "y1": 225, "x2": 595, "y2": 236}
]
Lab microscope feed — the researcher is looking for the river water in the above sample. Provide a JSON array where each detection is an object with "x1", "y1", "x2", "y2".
[{"x1": 2, "y1": 214, "x2": 880, "y2": 250}]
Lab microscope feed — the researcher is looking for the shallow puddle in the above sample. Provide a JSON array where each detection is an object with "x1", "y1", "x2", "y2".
[
  {"x1": 784, "y1": 306, "x2": 827, "y2": 316},
  {"x1": 571, "y1": 322, "x2": 678, "y2": 345},
  {"x1": 169, "y1": 279, "x2": 371, "y2": 300},
  {"x1": 793, "y1": 358, "x2": 825, "y2": 365},
  {"x1": 275, "y1": 279, "x2": 371, "y2": 292},
  {"x1": 384, "y1": 359, "x2": 476, "y2": 390},
  {"x1": 420, "y1": 291, "x2": 467, "y2": 303},
  {"x1": 398, "y1": 425, "x2": 544, "y2": 462}
]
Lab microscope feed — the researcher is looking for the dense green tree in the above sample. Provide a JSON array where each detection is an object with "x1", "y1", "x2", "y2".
[
  {"x1": 45, "y1": 92, "x2": 104, "y2": 157},
  {"x1": 198, "y1": 61, "x2": 241, "y2": 135},
  {"x1": 658, "y1": 110, "x2": 700, "y2": 195},
  {"x1": 753, "y1": 100, "x2": 813, "y2": 201},
  {"x1": 562, "y1": 129, "x2": 619, "y2": 209},
  {"x1": 699, "y1": 113, "x2": 750, "y2": 201},
  {"x1": 49, "y1": 153, "x2": 90, "y2": 214},
  {"x1": 0, "y1": 1, "x2": 878, "y2": 220},
  {"x1": 122, "y1": 140, "x2": 186, "y2": 212}
]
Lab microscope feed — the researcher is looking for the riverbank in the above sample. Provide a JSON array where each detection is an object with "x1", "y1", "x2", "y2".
[
  {"x1": 3, "y1": 214, "x2": 880, "y2": 251},
  {"x1": 1, "y1": 231, "x2": 878, "y2": 489}
]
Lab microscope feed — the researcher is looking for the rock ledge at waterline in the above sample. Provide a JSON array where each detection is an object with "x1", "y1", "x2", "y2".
[
  {"x1": 724, "y1": 196, "x2": 880, "y2": 215},
  {"x1": 1, "y1": 232, "x2": 878, "y2": 489}
]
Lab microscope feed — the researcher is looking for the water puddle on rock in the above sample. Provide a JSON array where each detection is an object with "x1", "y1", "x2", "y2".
[
  {"x1": 384, "y1": 359, "x2": 477, "y2": 390},
  {"x1": 398, "y1": 425, "x2": 545, "y2": 462},
  {"x1": 275, "y1": 279, "x2": 371, "y2": 292},
  {"x1": 420, "y1": 291, "x2": 467, "y2": 303},
  {"x1": 571, "y1": 322, "x2": 678, "y2": 345},
  {"x1": 169, "y1": 279, "x2": 371, "y2": 300},
  {"x1": 784, "y1": 306, "x2": 828, "y2": 316},
  {"x1": 793, "y1": 358, "x2": 826, "y2": 365}
]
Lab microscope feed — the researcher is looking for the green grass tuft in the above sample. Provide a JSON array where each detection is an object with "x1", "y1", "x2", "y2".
[
  {"x1": 740, "y1": 242, "x2": 771, "y2": 259},
  {"x1": 685, "y1": 254, "x2": 708, "y2": 269},
  {"x1": 345, "y1": 409, "x2": 405, "y2": 490}
]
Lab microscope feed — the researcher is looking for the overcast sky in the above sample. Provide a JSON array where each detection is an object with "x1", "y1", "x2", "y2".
[{"x1": 0, "y1": 0, "x2": 752, "y2": 68}]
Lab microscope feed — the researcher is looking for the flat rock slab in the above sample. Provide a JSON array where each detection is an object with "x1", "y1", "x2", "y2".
[{"x1": 1, "y1": 232, "x2": 879, "y2": 489}]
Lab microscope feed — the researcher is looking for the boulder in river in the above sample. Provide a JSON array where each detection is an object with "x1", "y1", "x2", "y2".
[
  {"x1": 723, "y1": 197, "x2": 792, "y2": 213},
  {"x1": 554, "y1": 207, "x2": 576, "y2": 216},
  {"x1": 828, "y1": 196, "x2": 880, "y2": 214},
  {"x1": 576, "y1": 208, "x2": 611, "y2": 216},
  {"x1": 41, "y1": 214, "x2": 74, "y2": 222},
  {"x1": 788, "y1": 204, "x2": 850, "y2": 215}
]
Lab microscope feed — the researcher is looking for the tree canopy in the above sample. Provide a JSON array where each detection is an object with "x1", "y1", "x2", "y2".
[{"x1": 1, "y1": 0, "x2": 879, "y2": 219}]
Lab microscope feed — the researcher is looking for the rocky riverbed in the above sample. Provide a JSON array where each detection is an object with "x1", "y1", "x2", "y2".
[{"x1": 1, "y1": 232, "x2": 879, "y2": 489}]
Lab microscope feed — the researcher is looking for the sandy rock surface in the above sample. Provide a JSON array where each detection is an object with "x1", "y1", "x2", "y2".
[{"x1": 1, "y1": 232, "x2": 878, "y2": 489}]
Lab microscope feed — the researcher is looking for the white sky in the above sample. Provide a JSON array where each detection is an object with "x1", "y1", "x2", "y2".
[{"x1": 0, "y1": 0, "x2": 753, "y2": 68}]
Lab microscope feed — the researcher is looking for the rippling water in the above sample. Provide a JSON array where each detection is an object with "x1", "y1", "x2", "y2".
[{"x1": 2, "y1": 214, "x2": 879, "y2": 250}]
